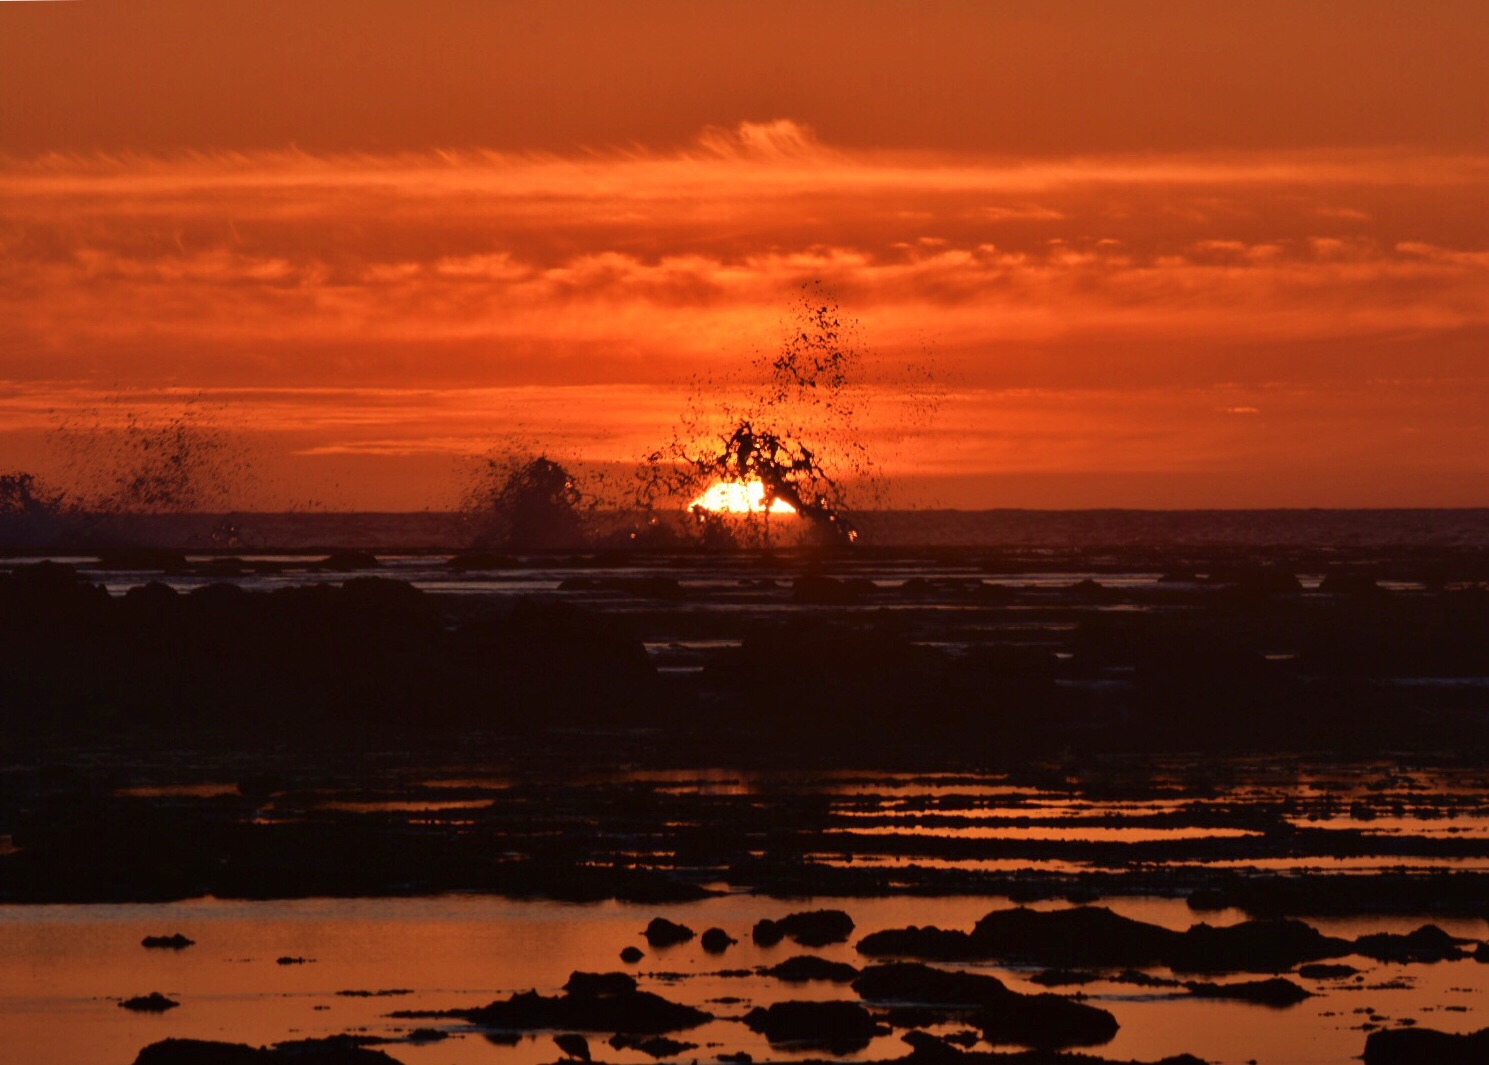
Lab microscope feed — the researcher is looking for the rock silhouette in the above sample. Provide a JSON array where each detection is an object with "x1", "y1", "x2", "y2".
[
  {"x1": 1363, "y1": 1026, "x2": 1489, "y2": 1064},
  {"x1": 764, "y1": 956, "x2": 860, "y2": 982},
  {"x1": 132, "y1": 1037, "x2": 401, "y2": 1064},
  {"x1": 643, "y1": 918, "x2": 694, "y2": 947},
  {"x1": 121, "y1": 992, "x2": 179, "y2": 1012},
  {"x1": 853, "y1": 963, "x2": 1119, "y2": 1048},
  {"x1": 742, "y1": 1001, "x2": 883, "y2": 1054},
  {"x1": 859, "y1": 906, "x2": 1365, "y2": 973},
  {"x1": 447, "y1": 971, "x2": 709, "y2": 1034}
]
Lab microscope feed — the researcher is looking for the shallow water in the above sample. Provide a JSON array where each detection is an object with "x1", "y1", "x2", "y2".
[{"x1": 2, "y1": 894, "x2": 1486, "y2": 1065}]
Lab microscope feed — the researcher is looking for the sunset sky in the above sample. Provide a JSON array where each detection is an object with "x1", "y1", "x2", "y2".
[{"x1": 3, "y1": 0, "x2": 1487, "y2": 509}]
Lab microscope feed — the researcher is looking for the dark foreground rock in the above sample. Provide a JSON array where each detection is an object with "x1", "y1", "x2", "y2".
[
  {"x1": 121, "y1": 992, "x2": 180, "y2": 1012},
  {"x1": 860, "y1": 906, "x2": 1354, "y2": 973},
  {"x1": 644, "y1": 918, "x2": 695, "y2": 947},
  {"x1": 133, "y1": 1037, "x2": 402, "y2": 1064},
  {"x1": 1183, "y1": 978, "x2": 1311, "y2": 1007},
  {"x1": 765, "y1": 955, "x2": 860, "y2": 982},
  {"x1": 443, "y1": 971, "x2": 710, "y2": 1034},
  {"x1": 701, "y1": 927, "x2": 737, "y2": 953},
  {"x1": 608, "y1": 1033, "x2": 699, "y2": 1058},
  {"x1": 1166, "y1": 918, "x2": 1350, "y2": 973},
  {"x1": 563, "y1": 971, "x2": 638, "y2": 997},
  {"x1": 1363, "y1": 1026, "x2": 1489, "y2": 1064},
  {"x1": 753, "y1": 909, "x2": 855, "y2": 947},
  {"x1": 1353, "y1": 925, "x2": 1469, "y2": 963},
  {"x1": 743, "y1": 1001, "x2": 885, "y2": 1054},
  {"x1": 969, "y1": 908, "x2": 1176, "y2": 967},
  {"x1": 853, "y1": 963, "x2": 1118, "y2": 1049},
  {"x1": 0, "y1": 576, "x2": 659, "y2": 744},
  {"x1": 142, "y1": 933, "x2": 195, "y2": 949},
  {"x1": 1028, "y1": 969, "x2": 1102, "y2": 987},
  {"x1": 1296, "y1": 963, "x2": 1360, "y2": 980}
]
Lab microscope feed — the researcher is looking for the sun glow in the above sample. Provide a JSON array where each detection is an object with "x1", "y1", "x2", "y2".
[{"x1": 690, "y1": 480, "x2": 797, "y2": 515}]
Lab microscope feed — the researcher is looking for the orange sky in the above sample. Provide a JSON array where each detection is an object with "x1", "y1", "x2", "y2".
[{"x1": 2, "y1": 0, "x2": 1487, "y2": 509}]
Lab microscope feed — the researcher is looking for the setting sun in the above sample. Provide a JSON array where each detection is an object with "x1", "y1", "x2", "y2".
[{"x1": 690, "y1": 480, "x2": 797, "y2": 515}]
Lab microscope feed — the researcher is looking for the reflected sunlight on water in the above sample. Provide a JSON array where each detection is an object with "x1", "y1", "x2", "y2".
[{"x1": 1, "y1": 894, "x2": 1486, "y2": 1065}]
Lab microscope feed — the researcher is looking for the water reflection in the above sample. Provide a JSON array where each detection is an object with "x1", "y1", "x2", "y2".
[{"x1": 1, "y1": 894, "x2": 1484, "y2": 1065}]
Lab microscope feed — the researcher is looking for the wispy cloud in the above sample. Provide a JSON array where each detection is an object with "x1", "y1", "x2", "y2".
[{"x1": 3, "y1": 124, "x2": 1487, "y2": 505}]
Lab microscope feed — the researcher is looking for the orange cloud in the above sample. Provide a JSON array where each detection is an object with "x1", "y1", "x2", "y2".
[{"x1": 3, "y1": 125, "x2": 1488, "y2": 507}]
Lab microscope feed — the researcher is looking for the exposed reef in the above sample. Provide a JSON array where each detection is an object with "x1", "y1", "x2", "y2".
[
  {"x1": 857, "y1": 906, "x2": 1481, "y2": 975},
  {"x1": 399, "y1": 971, "x2": 710, "y2": 1035},
  {"x1": 852, "y1": 962, "x2": 1119, "y2": 1048}
]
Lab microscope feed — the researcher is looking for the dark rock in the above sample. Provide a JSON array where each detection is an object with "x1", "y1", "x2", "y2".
[
  {"x1": 742, "y1": 1001, "x2": 882, "y2": 1054},
  {"x1": 881, "y1": 1006, "x2": 953, "y2": 1029},
  {"x1": 133, "y1": 1040, "x2": 262, "y2": 1065},
  {"x1": 276, "y1": 956, "x2": 311, "y2": 966},
  {"x1": 764, "y1": 955, "x2": 860, "y2": 983},
  {"x1": 1297, "y1": 963, "x2": 1362, "y2": 980},
  {"x1": 124, "y1": 581, "x2": 182, "y2": 609},
  {"x1": 335, "y1": 989, "x2": 413, "y2": 998},
  {"x1": 620, "y1": 946, "x2": 645, "y2": 964},
  {"x1": 1475, "y1": 943, "x2": 1489, "y2": 963},
  {"x1": 460, "y1": 972, "x2": 710, "y2": 1034},
  {"x1": 717, "y1": 1054, "x2": 752, "y2": 1063},
  {"x1": 856, "y1": 925, "x2": 978, "y2": 961},
  {"x1": 970, "y1": 907, "x2": 1178, "y2": 967},
  {"x1": 1184, "y1": 977, "x2": 1312, "y2": 1006},
  {"x1": 779, "y1": 908, "x2": 855, "y2": 946},
  {"x1": 563, "y1": 971, "x2": 637, "y2": 997},
  {"x1": 1028, "y1": 968, "x2": 1101, "y2": 987},
  {"x1": 752, "y1": 918, "x2": 786, "y2": 947},
  {"x1": 900, "y1": 1030, "x2": 962, "y2": 1061},
  {"x1": 853, "y1": 962, "x2": 1118, "y2": 1049},
  {"x1": 1186, "y1": 887, "x2": 1230, "y2": 911},
  {"x1": 247, "y1": 1037, "x2": 401, "y2": 1063},
  {"x1": 121, "y1": 992, "x2": 180, "y2": 1012},
  {"x1": 14, "y1": 560, "x2": 84, "y2": 591},
  {"x1": 756, "y1": 909, "x2": 855, "y2": 947},
  {"x1": 854, "y1": 962, "x2": 1018, "y2": 1009},
  {"x1": 607, "y1": 1034, "x2": 698, "y2": 1058},
  {"x1": 643, "y1": 918, "x2": 695, "y2": 947},
  {"x1": 142, "y1": 933, "x2": 195, "y2": 949},
  {"x1": 1363, "y1": 1026, "x2": 1489, "y2": 1064},
  {"x1": 975, "y1": 992, "x2": 1120, "y2": 1051},
  {"x1": 700, "y1": 927, "x2": 736, "y2": 953},
  {"x1": 1354, "y1": 925, "x2": 1466, "y2": 963},
  {"x1": 896, "y1": 908, "x2": 1347, "y2": 974},
  {"x1": 404, "y1": 1029, "x2": 446, "y2": 1044},
  {"x1": 1168, "y1": 918, "x2": 1352, "y2": 973}
]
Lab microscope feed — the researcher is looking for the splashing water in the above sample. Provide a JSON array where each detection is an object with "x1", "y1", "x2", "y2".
[{"x1": 638, "y1": 283, "x2": 936, "y2": 546}]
